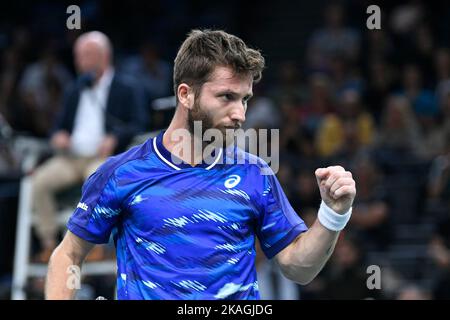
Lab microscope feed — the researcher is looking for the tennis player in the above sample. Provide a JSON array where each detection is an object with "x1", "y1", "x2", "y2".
[{"x1": 46, "y1": 29, "x2": 356, "y2": 300}]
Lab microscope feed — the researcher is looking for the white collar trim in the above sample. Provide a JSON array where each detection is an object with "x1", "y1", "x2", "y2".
[{"x1": 153, "y1": 137, "x2": 223, "y2": 171}]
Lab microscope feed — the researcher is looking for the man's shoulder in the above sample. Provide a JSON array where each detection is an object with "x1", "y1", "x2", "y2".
[
  {"x1": 228, "y1": 147, "x2": 274, "y2": 176},
  {"x1": 79, "y1": 136, "x2": 160, "y2": 201},
  {"x1": 95, "y1": 137, "x2": 154, "y2": 179}
]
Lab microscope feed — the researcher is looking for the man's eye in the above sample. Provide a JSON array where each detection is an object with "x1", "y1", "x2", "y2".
[
  {"x1": 243, "y1": 95, "x2": 253, "y2": 103},
  {"x1": 222, "y1": 94, "x2": 233, "y2": 101}
]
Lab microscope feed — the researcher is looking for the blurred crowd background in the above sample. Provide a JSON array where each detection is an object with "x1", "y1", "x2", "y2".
[{"x1": 0, "y1": 0, "x2": 449, "y2": 300}]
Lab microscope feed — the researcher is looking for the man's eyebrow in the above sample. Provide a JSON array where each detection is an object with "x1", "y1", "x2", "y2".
[
  {"x1": 215, "y1": 90, "x2": 253, "y2": 98},
  {"x1": 216, "y1": 89, "x2": 238, "y2": 95}
]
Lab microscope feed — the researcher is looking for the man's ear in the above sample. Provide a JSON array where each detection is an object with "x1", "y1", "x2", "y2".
[{"x1": 177, "y1": 83, "x2": 194, "y2": 110}]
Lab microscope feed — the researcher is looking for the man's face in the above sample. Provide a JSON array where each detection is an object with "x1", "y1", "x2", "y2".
[
  {"x1": 187, "y1": 66, "x2": 253, "y2": 146},
  {"x1": 74, "y1": 40, "x2": 107, "y2": 76}
]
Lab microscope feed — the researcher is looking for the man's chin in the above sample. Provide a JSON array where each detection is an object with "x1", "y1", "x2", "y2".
[
  {"x1": 200, "y1": 127, "x2": 231, "y2": 149},
  {"x1": 219, "y1": 127, "x2": 239, "y2": 146}
]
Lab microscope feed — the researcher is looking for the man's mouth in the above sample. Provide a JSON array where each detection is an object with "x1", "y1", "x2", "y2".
[{"x1": 223, "y1": 124, "x2": 241, "y2": 130}]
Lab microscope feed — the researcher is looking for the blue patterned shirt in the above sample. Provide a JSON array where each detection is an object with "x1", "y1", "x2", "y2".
[{"x1": 67, "y1": 131, "x2": 308, "y2": 299}]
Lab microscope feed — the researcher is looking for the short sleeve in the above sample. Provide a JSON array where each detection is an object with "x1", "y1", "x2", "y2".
[
  {"x1": 255, "y1": 170, "x2": 308, "y2": 259},
  {"x1": 67, "y1": 171, "x2": 122, "y2": 244}
]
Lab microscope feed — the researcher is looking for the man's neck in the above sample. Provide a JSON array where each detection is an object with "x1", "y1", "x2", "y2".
[
  {"x1": 163, "y1": 109, "x2": 204, "y2": 167},
  {"x1": 94, "y1": 67, "x2": 113, "y2": 87}
]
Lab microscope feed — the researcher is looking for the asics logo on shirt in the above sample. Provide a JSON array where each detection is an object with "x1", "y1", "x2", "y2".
[{"x1": 224, "y1": 175, "x2": 241, "y2": 189}]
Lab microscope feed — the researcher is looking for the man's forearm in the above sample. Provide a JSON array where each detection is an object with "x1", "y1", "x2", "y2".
[
  {"x1": 45, "y1": 245, "x2": 82, "y2": 300},
  {"x1": 278, "y1": 165, "x2": 356, "y2": 284},
  {"x1": 278, "y1": 219, "x2": 339, "y2": 285}
]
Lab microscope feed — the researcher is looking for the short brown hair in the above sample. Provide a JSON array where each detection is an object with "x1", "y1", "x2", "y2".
[{"x1": 173, "y1": 29, "x2": 265, "y2": 100}]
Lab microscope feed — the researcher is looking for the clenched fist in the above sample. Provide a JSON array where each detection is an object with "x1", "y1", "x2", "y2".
[{"x1": 315, "y1": 166, "x2": 356, "y2": 214}]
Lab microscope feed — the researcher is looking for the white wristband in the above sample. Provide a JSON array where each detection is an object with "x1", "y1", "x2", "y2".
[{"x1": 317, "y1": 201, "x2": 352, "y2": 231}]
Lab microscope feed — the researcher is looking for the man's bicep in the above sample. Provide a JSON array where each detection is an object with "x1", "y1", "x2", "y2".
[
  {"x1": 67, "y1": 170, "x2": 122, "y2": 244},
  {"x1": 61, "y1": 230, "x2": 96, "y2": 263},
  {"x1": 255, "y1": 172, "x2": 308, "y2": 259},
  {"x1": 274, "y1": 232, "x2": 304, "y2": 267}
]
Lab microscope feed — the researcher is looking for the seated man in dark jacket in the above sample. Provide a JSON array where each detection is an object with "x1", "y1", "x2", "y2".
[{"x1": 32, "y1": 31, "x2": 146, "y2": 261}]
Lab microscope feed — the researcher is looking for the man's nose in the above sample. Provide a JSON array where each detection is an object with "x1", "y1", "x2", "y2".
[{"x1": 230, "y1": 102, "x2": 246, "y2": 124}]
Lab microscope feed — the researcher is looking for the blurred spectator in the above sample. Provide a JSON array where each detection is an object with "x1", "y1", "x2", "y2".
[
  {"x1": 435, "y1": 48, "x2": 450, "y2": 108},
  {"x1": 278, "y1": 95, "x2": 302, "y2": 154},
  {"x1": 397, "y1": 64, "x2": 445, "y2": 160},
  {"x1": 427, "y1": 130, "x2": 450, "y2": 205},
  {"x1": 364, "y1": 29, "x2": 395, "y2": 62},
  {"x1": 290, "y1": 169, "x2": 321, "y2": 215},
  {"x1": 315, "y1": 88, "x2": 375, "y2": 158},
  {"x1": 243, "y1": 96, "x2": 280, "y2": 130},
  {"x1": 276, "y1": 162, "x2": 295, "y2": 198},
  {"x1": 306, "y1": 2, "x2": 360, "y2": 72},
  {"x1": 416, "y1": 120, "x2": 447, "y2": 161},
  {"x1": 428, "y1": 211, "x2": 450, "y2": 299},
  {"x1": 269, "y1": 60, "x2": 305, "y2": 104},
  {"x1": 441, "y1": 91, "x2": 450, "y2": 135},
  {"x1": 278, "y1": 96, "x2": 318, "y2": 172},
  {"x1": 349, "y1": 156, "x2": 392, "y2": 251},
  {"x1": 17, "y1": 46, "x2": 72, "y2": 137},
  {"x1": 413, "y1": 24, "x2": 435, "y2": 86},
  {"x1": 398, "y1": 64, "x2": 439, "y2": 121},
  {"x1": 31, "y1": 31, "x2": 146, "y2": 262},
  {"x1": 320, "y1": 234, "x2": 377, "y2": 299},
  {"x1": 396, "y1": 284, "x2": 432, "y2": 300},
  {"x1": 0, "y1": 114, "x2": 19, "y2": 175},
  {"x1": 328, "y1": 55, "x2": 364, "y2": 99},
  {"x1": 389, "y1": 3, "x2": 423, "y2": 36},
  {"x1": 365, "y1": 58, "x2": 396, "y2": 123},
  {"x1": 0, "y1": 48, "x2": 24, "y2": 130},
  {"x1": 298, "y1": 73, "x2": 335, "y2": 136},
  {"x1": 120, "y1": 40, "x2": 172, "y2": 101},
  {"x1": 435, "y1": 48, "x2": 450, "y2": 83},
  {"x1": 375, "y1": 95, "x2": 422, "y2": 156},
  {"x1": 0, "y1": 27, "x2": 35, "y2": 123}
]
